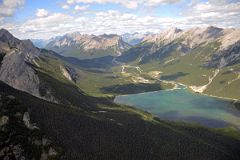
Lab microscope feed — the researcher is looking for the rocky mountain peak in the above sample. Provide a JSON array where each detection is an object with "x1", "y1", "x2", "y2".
[
  {"x1": 206, "y1": 26, "x2": 223, "y2": 32},
  {"x1": 164, "y1": 27, "x2": 182, "y2": 34},
  {"x1": 0, "y1": 28, "x2": 13, "y2": 38},
  {"x1": 0, "y1": 28, "x2": 21, "y2": 46},
  {"x1": 144, "y1": 27, "x2": 182, "y2": 44},
  {"x1": 100, "y1": 34, "x2": 119, "y2": 39},
  {"x1": 21, "y1": 39, "x2": 36, "y2": 50},
  {"x1": 66, "y1": 31, "x2": 82, "y2": 38},
  {"x1": 46, "y1": 32, "x2": 130, "y2": 58},
  {"x1": 203, "y1": 26, "x2": 223, "y2": 38},
  {"x1": 181, "y1": 26, "x2": 224, "y2": 48},
  {"x1": 0, "y1": 29, "x2": 41, "y2": 99},
  {"x1": 220, "y1": 28, "x2": 240, "y2": 49}
]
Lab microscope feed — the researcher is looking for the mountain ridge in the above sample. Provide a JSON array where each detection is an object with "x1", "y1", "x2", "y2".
[{"x1": 46, "y1": 32, "x2": 131, "y2": 59}]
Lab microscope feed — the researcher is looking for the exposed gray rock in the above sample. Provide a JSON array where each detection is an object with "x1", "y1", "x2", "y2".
[
  {"x1": 23, "y1": 112, "x2": 32, "y2": 129},
  {"x1": 0, "y1": 115, "x2": 9, "y2": 126},
  {"x1": 48, "y1": 147, "x2": 57, "y2": 156},
  {"x1": 23, "y1": 112, "x2": 39, "y2": 130},
  {"x1": 206, "y1": 41, "x2": 240, "y2": 68},
  {"x1": 46, "y1": 32, "x2": 130, "y2": 57},
  {"x1": 128, "y1": 26, "x2": 240, "y2": 67},
  {"x1": 42, "y1": 138, "x2": 51, "y2": 146},
  {"x1": 64, "y1": 65, "x2": 78, "y2": 82},
  {"x1": 12, "y1": 145, "x2": 23, "y2": 159},
  {"x1": 0, "y1": 29, "x2": 41, "y2": 98},
  {"x1": 6, "y1": 95, "x2": 15, "y2": 100},
  {"x1": 0, "y1": 50, "x2": 41, "y2": 97}
]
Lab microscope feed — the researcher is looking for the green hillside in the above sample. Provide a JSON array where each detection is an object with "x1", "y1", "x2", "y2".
[{"x1": 116, "y1": 40, "x2": 240, "y2": 100}]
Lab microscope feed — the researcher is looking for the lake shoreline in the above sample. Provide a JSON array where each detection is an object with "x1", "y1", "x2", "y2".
[
  {"x1": 115, "y1": 83, "x2": 240, "y2": 130},
  {"x1": 112, "y1": 79, "x2": 239, "y2": 104},
  {"x1": 162, "y1": 79, "x2": 240, "y2": 102}
]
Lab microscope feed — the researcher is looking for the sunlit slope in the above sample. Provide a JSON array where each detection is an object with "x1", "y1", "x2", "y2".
[{"x1": 116, "y1": 27, "x2": 240, "y2": 100}]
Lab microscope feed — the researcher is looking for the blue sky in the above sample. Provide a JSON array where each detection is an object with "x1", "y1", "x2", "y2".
[{"x1": 0, "y1": 0, "x2": 240, "y2": 39}]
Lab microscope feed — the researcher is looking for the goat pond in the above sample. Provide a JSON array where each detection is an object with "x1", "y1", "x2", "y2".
[{"x1": 114, "y1": 85, "x2": 240, "y2": 128}]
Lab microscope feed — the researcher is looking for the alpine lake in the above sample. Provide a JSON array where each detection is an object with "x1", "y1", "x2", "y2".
[{"x1": 114, "y1": 84, "x2": 240, "y2": 129}]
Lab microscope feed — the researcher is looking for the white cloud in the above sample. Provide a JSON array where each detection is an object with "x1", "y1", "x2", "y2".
[
  {"x1": 65, "y1": 0, "x2": 180, "y2": 9},
  {"x1": 1, "y1": 0, "x2": 240, "y2": 39},
  {"x1": 0, "y1": 0, "x2": 25, "y2": 17},
  {"x1": 36, "y1": 9, "x2": 49, "y2": 18},
  {"x1": 17, "y1": 13, "x2": 74, "y2": 39},
  {"x1": 182, "y1": 0, "x2": 240, "y2": 28},
  {"x1": 1, "y1": 10, "x2": 178, "y2": 39},
  {"x1": 74, "y1": 5, "x2": 89, "y2": 11},
  {"x1": 124, "y1": 1, "x2": 138, "y2": 9},
  {"x1": 144, "y1": 0, "x2": 181, "y2": 6},
  {"x1": 68, "y1": 0, "x2": 138, "y2": 9},
  {"x1": 62, "y1": 4, "x2": 70, "y2": 9}
]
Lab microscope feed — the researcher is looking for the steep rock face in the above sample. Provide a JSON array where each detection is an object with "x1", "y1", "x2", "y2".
[
  {"x1": 143, "y1": 26, "x2": 224, "y2": 49},
  {"x1": 0, "y1": 29, "x2": 21, "y2": 47},
  {"x1": 0, "y1": 29, "x2": 99, "y2": 106},
  {"x1": 219, "y1": 29, "x2": 240, "y2": 49},
  {"x1": 181, "y1": 26, "x2": 223, "y2": 48},
  {"x1": 0, "y1": 29, "x2": 41, "y2": 97},
  {"x1": 144, "y1": 27, "x2": 183, "y2": 46},
  {"x1": 60, "y1": 65, "x2": 78, "y2": 82},
  {"x1": 207, "y1": 41, "x2": 240, "y2": 68},
  {"x1": 182, "y1": 26, "x2": 240, "y2": 67},
  {"x1": 46, "y1": 32, "x2": 130, "y2": 59}
]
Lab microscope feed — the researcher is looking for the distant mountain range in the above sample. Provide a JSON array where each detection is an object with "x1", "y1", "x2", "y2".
[
  {"x1": 45, "y1": 32, "x2": 131, "y2": 59},
  {"x1": 121, "y1": 32, "x2": 153, "y2": 45},
  {"x1": 31, "y1": 32, "x2": 153, "y2": 59},
  {"x1": 31, "y1": 39, "x2": 50, "y2": 48}
]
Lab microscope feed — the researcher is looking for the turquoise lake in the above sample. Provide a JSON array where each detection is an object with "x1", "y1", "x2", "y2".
[{"x1": 114, "y1": 85, "x2": 240, "y2": 128}]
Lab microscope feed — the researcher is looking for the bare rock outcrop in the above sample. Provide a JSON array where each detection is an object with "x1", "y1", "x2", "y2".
[{"x1": 0, "y1": 29, "x2": 42, "y2": 98}]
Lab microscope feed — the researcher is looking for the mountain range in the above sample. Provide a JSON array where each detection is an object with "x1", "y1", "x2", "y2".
[
  {"x1": 117, "y1": 26, "x2": 240, "y2": 99},
  {"x1": 1, "y1": 27, "x2": 240, "y2": 160},
  {"x1": 45, "y1": 32, "x2": 131, "y2": 59}
]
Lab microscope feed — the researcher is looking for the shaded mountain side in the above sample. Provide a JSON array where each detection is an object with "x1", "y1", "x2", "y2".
[
  {"x1": 116, "y1": 43, "x2": 152, "y2": 63},
  {"x1": 0, "y1": 93, "x2": 60, "y2": 160},
  {"x1": 1, "y1": 81, "x2": 240, "y2": 160},
  {"x1": 32, "y1": 50, "x2": 115, "y2": 108},
  {"x1": 53, "y1": 52, "x2": 115, "y2": 69}
]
